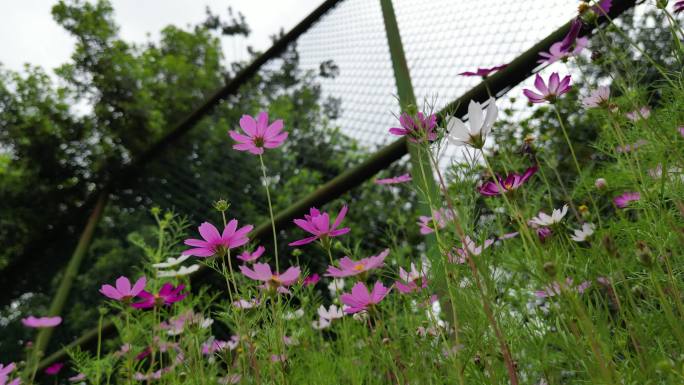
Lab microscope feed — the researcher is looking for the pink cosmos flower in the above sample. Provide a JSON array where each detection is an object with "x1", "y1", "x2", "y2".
[
  {"x1": 395, "y1": 263, "x2": 428, "y2": 294},
  {"x1": 100, "y1": 276, "x2": 146, "y2": 301},
  {"x1": 614, "y1": 192, "x2": 640, "y2": 208},
  {"x1": 417, "y1": 208, "x2": 449, "y2": 235},
  {"x1": 375, "y1": 173, "x2": 412, "y2": 185},
  {"x1": 202, "y1": 336, "x2": 238, "y2": 355},
  {"x1": 340, "y1": 281, "x2": 391, "y2": 314},
  {"x1": 131, "y1": 283, "x2": 187, "y2": 309},
  {"x1": 237, "y1": 246, "x2": 265, "y2": 263},
  {"x1": 229, "y1": 112, "x2": 287, "y2": 155},
  {"x1": 233, "y1": 298, "x2": 260, "y2": 309},
  {"x1": 616, "y1": 139, "x2": 648, "y2": 154},
  {"x1": 325, "y1": 249, "x2": 389, "y2": 278},
  {"x1": 536, "y1": 227, "x2": 553, "y2": 242},
  {"x1": 459, "y1": 64, "x2": 507, "y2": 77},
  {"x1": 69, "y1": 373, "x2": 86, "y2": 382},
  {"x1": 183, "y1": 220, "x2": 253, "y2": 257},
  {"x1": 388, "y1": 112, "x2": 438, "y2": 143},
  {"x1": 538, "y1": 37, "x2": 588, "y2": 64},
  {"x1": 679, "y1": 126, "x2": 684, "y2": 137},
  {"x1": 303, "y1": 273, "x2": 320, "y2": 286},
  {"x1": 289, "y1": 206, "x2": 350, "y2": 246},
  {"x1": 583, "y1": 86, "x2": 610, "y2": 108},
  {"x1": 559, "y1": 18, "x2": 582, "y2": 52},
  {"x1": 449, "y1": 236, "x2": 495, "y2": 263},
  {"x1": 478, "y1": 166, "x2": 537, "y2": 196},
  {"x1": 21, "y1": 316, "x2": 62, "y2": 328},
  {"x1": 625, "y1": 107, "x2": 650, "y2": 122},
  {"x1": 0, "y1": 363, "x2": 18, "y2": 385},
  {"x1": 240, "y1": 263, "x2": 300, "y2": 293},
  {"x1": 44, "y1": 363, "x2": 64, "y2": 376},
  {"x1": 676, "y1": 0, "x2": 684, "y2": 13},
  {"x1": 535, "y1": 278, "x2": 591, "y2": 298},
  {"x1": 523, "y1": 73, "x2": 572, "y2": 103},
  {"x1": 592, "y1": 0, "x2": 612, "y2": 14}
]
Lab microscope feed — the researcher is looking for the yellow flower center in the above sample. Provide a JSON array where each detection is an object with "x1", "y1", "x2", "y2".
[{"x1": 353, "y1": 264, "x2": 365, "y2": 271}]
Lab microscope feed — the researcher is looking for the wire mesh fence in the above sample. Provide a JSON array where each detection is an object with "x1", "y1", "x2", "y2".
[{"x1": 1, "y1": 0, "x2": 644, "y2": 366}]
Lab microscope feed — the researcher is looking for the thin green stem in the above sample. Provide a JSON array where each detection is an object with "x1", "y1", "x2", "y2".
[{"x1": 259, "y1": 154, "x2": 280, "y2": 271}]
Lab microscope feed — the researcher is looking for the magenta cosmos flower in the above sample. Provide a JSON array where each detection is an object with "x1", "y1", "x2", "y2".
[
  {"x1": 289, "y1": 206, "x2": 350, "y2": 246},
  {"x1": 538, "y1": 37, "x2": 588, "y2": 64},
  {"x1": 388, "y1": 112, "x2": 438, "y2": 143},
  {"x1": 237, "y1": 246, "x2": 265, "y2": 263},
  {"x1": 325, "y1": 249, "x2": 389, "y2": 278},
  {"x1": 375, "y1": 173, "x2": 412, "y2": 185},
  {"x1": 676, "y1": 1, "x2": 684, "y2": 13},
  {"x1": 478, "y1": 166, "x2": 537, "y2": 196},
  {"x1": 44, "y1": 362, "x2": 64, "y2": 376},
  {"x1": 459, "y1": 64, "x2": 507, "y2": 77},
  {"x1": 523, "y1": 73, "x2": 572, "y2": 104},
  {"x1": 183, "y1": 220, "x2": 253, "y2": 257},
  {"x1": 614, "y1": 192, "x2": 640, "y2": 208},
  {"x1": 131, "y1": 283, "x2": 187, "y2": 309},
  {"x1": 340, "y1": 281, "x2": 391, "y2": 314},
  {"x1": 303, "y1": 273, "x2": 320, "y2": 286},
  {"x1": 100, "y1": 276, "x2": 146, "y2": 301},
  {"x1": 239, "y1": 263, "x2": 301, "y2": 293},
  {"x1": 229, "y1": 112, "x2": 287, "y2": 155},
  {"x1": 21, "y1": 316, "x2": 62, "y2": 328}
]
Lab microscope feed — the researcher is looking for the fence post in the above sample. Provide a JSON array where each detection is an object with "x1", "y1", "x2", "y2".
[{"x1": 31, "y1": 191, "x2": 109, "y2": 367}]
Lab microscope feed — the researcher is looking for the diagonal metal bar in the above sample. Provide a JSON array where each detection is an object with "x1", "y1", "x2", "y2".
[{"x1": 37, "y1": 0, "x2": 637, "y2": 369}]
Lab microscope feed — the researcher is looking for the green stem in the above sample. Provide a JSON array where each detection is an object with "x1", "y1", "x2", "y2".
[{"x1": 259, "y1": 154, "x2": 280, "y2": 272}]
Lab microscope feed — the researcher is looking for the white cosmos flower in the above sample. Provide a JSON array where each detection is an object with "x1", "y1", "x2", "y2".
[
  {"x1": 570, "y1": 223, "x2": 595, "y2": 242},
  {"x1": 318, "y1": 304, "x2": 344, "y2": 320},
  {"x1": 153, "y1": 255, "x2": 191, "y2": 269},
  {"x1": 447, "y1": 97, "x2": 498, "y2": 149},
  {"x1": 312, "y1": 317, "x2": 331, "y2": 330},
  {"x1": 327, "y1": 278, "x2": 345, "y2": 296},
  {"x1": 529, "y1": 205, "x2": 569, "y2": 227},
  {"x1": 157, "y1": 264, "x2": 200, "y2": 278},
  {"x1": 283, "y1": 308, "x2": 304, "y2": 320}
]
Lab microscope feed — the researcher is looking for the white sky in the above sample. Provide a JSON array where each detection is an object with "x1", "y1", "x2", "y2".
[{"x1": 0, "y1": 0, "x2": 323, "y2": 73}]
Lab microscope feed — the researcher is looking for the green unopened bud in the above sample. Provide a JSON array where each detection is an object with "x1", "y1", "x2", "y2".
[
  {"x1": 213, "y1": 199, "x2": 230, "y2": 212},
  {"x1": 291, "y1": 248, "x2": 303, "y2": 258},
  {"x1": 543, "y1": 262, "x2": 556, "y2": 277},
  {"x1": 656, "y1": 359, "x2": 674, "y2": 372},
  {"x1": 150, "y1": 206, "x2": 161, "y2": 216},
  {"x1": 333, "y1": 241, "x2": 344, "y2": 251},
  {"x1": 656, "y1": 0, "x2": 669, "y2": 10},
  {"x1": 636, "y1": 241, "x2": 653, "y2": 267},
  {"x1": 602, "y1": 235, "x2": 619, "y2": 258}
]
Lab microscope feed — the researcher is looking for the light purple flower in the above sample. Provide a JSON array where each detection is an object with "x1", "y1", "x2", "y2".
[
  {"x1": 459, "y1": 64, "x2": 507, "y2": 77},
  {"x1": 289, "y1": 206, "x2": 350, "y2": 246},
  {"x1": 229, "y1": 112, "x2": 287, "y2": 155},
  {"x1": 340, "y1": 281, "x2": 391, "y2": 314},
  {"x1": 375, "y1": 173, "x2": 412, "y2": 185},
  {"x1": 478, "y1": 166, "x2": 537, "y2": 196},
  {"x1": 523, "y1": 73, "x2": 572, "y2": 103},
  {"x1": 625, "y1": 107, "x2": 650, "y2": 122},
  {"x1": 395, "y1": 263, "x2": 428, "y2": 294},
  {"x1": 69, "y1": 373, "x2": 86, "y2": 382},
  {"x1": 614, "y1": 192, "x2": 640, "y2": 208},
  {"x1": 183, "y1": 220, "x2": 253, "y2": 257},
  {"x1": 100, "y1": 276, "x2": 146, "y2": 301},
  {"x1": 616, "y1": 139, "x2": 648, "y2": 154},
  {"x1": 417, "y1": 208, "x2": 449, "y2": 235},
  {"x1": 232, "y1": 298, "x2": 260, "y2": 309},
  {"x1": 389, "y1": 112, "x2": 438, "y2": 143},
  {"x1": 21, "y1": 316, "x2": 62, "y2": 328},
  {"x1": 535, "y1": 278, "x2": 591, "y2": 298},
  {"x1": 678, "y1": 126, "x2": 684, "y2": 137},
  {"x1": 538, "y1": 37, "x2": 588, "y2": 64},
  {"x1": 583, "y1": 86, "x2": 610, "y2": 108},
  {"x1": 240, "y1": 263, "x2": 300, "y2": 293},
  {"x1": 237, "y1": 246, "x2": 265, "y2": 263},
  {"x1": 325, "y1": 249, "x2": 389, "y2": 278}
]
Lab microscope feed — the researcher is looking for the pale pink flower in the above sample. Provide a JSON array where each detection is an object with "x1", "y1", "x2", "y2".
[
  {"x1": 183, "y1": 220, "x2": 253, "y2": 257},
  {"x1": 100, "y1": 276, "x2": 146, "y2": 301},
  {"x1": 21, "y1": 316, "x2": 62, "y2": 328},
  {"x1": 616, "y1": 139, "x2": 648, "y2": 154},
  {"x1": 240, "y1": 263, "x2": 300, "y2": 293},
  {"x1": 69, "y1": 373, "x2": 86, "y2": 382},
  {"x1": 237, "y1": 246, "x2": 265, "y2": 263},
  {"x1": 537, "y1": 37, "x2": 588, "y2": 64},
  {"x1": 417, "y1": 208, "x2": 449, "y2": 235},
  {"x1": 340, "y1": 281, "x2": 391, "y2": 314},
  {"x1": 375, "y1": 173, "x2": 412, "y2": 185},
  {"x1": 325, "y1": 249, "x2": 388, "y2": 278},
  {"x1": 523, "y1": 73, "x2": 572, "y2": 103},
  {"x1": 232, "y1": 298, "x2": 260, "y2": 309},
  {"x1": 289, "y1": 206, "x2": 350, "y2": 246},
  {"x1": 395, "y1": 263, "x2": 428, "y2": 294},
  {"x1": 625, "y1": 107, "x2": 650, "y2": 122},
  {"x1": 582, "y1": 86, "x2": 610, "y2": 108},
  {"x1": 389, "y1": 112, "x2": 438, "y2": 143},
  {"x1": 535, "y1": 278, "x2": 591, "y2": 298},
  {"x1": 229, "y1": 112, "x2": 287, "y2": 155}
]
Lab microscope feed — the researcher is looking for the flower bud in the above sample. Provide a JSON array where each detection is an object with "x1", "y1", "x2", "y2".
[
  {"x1": 636, "y1": 241, "x2": 653, "y2": 267},
  {"x1": 595, "y1": 178, "x2": 607, "y2": 190},
  {"x1": 591, "y1": 50, "x2": 603, "y2": 62},
  {"x1": 213, "y1": 199, "x2": 230, "y2": 212},
  {"x1": 543, "y1": 262, "x2": 556, "y2": 277},
  {"x1": 656, "y1": 0, "x2": 669, "y2": 10},
  {"x1": 602, "y1": 235, "x2": 619, "y2": 258}
]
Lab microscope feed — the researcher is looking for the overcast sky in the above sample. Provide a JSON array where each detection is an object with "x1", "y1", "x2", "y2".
[{"x1": 0, "y1": 0, "x2": 323, "y2": 73}]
